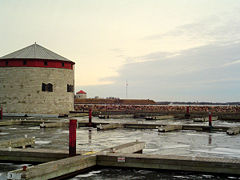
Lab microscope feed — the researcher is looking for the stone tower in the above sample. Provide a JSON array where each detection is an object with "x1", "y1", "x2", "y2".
[{"x1": 0, "y1": 43, "x2": 75, "y2": 116}]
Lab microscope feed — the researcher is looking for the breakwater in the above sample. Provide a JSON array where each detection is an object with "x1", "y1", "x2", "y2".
[{"x1": 74, "y1": 104, "x2": 240, "y2": 120}]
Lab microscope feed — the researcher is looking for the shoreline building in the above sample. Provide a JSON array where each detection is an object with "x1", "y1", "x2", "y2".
[
  {"x1": 76, "y1": 90, "x2": 87, "y2": 99},
  {"x1": 0, "y1": 43, "x2": 75, "y2": 117}
]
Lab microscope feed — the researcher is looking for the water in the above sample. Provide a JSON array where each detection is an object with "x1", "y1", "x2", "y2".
[
  {"x1": 70, "y1": 168, "x2": 240, "y2": 180},
  {"x1": 1, "y1": 117, "x2": 240, "y2": 179}
]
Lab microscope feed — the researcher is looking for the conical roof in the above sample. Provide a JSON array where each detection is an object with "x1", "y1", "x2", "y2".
[
  {"x1": 0, "y1": 43, "x2": 73, "y2": 62},
  {"x1": 76, "y1": 90, "x2": 87, "y2": 94}
]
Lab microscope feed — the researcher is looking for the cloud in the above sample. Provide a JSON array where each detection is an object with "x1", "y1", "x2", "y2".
[
  {"x1": 78, "y1": 41, "x2": 240, "y2": 102},
  {"x1": 144, "y1": 12, "x2": 240, "y2": 44},
  {"x1": 77, "y1": 10, "x2": 240, "y2": 102},
  {"x1": 222, "y1": 59, "x2": 240, "y2": 67}
]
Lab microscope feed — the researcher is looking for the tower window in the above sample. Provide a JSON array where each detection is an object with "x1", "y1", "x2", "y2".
[
  {"x1": 5, "y1": 61, "x2": 8, "y2": 66},
  {"x1": 42, "y1": 83, "x2": 53, "y2": 92},
  {"x1": 44, "y1": 61, "x2": 48, "y2": 66},
  {"x1": 62, "y1": 62, "x2": 64, "y2": 67},
  {"x1": 23, "y1": 60, "x2": 27, "y2": 65},
  {"x1": 67, "y1": 84, "x2": 74, "y2": 92},
  {"x1": 42, "y1": 83, "x2": 46, "y2": 91},
  {"x1": 47, "y1": 83, "x2": 53, "y2": 92}
]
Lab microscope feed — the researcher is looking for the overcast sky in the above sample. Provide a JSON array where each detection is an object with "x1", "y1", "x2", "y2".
[{"x1": 0, "y1": 0, "x2": 240, "y2": 102}]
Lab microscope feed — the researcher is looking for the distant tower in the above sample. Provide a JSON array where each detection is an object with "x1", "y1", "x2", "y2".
[
  {"x1": 76, "y1": 90, "x2": 87, "y2": 99},
  {"x1": 126, "y1": 80, "x2": 128, "y2": 98}
]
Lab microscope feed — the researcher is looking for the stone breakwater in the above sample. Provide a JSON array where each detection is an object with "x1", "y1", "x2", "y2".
[{"x1": 74, "y1": 104, "x2": 240, "y2": 115}]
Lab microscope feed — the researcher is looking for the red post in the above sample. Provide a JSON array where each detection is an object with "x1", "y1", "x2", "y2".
[
  {"x1": 22, "y1": 165, "x2": 27, "y2": 171},
  {"x1": 88, "y1": 108, "x2": 92, "y2": 127},
  {"x1": 0, "y1": 107, "x2": 2, "y2": 120},
  {"x1": 69, "y1": 119, "x2": 77, "y2": 157},
  {"x1": 186, "y1": 106, "x2": 189, "y2": 114},
  {"x1": 209, "y1": 112, "x2": 212, "y2": 127},
  {"x1": 185, "y1": 106, "x2": 190, "y2": 119}
]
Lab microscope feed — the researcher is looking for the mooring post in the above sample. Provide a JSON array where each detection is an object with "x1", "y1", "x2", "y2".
[
  {"x1": 209, "y1": 111, "x2": 212, "y2": 128},
  {"x1": 69, "y1": 119, "x2": 77, "y2": 157},
  {"x1": 88, "y1": 108, "x2": 92, "y2": 127},
  {"x1": 0, "y1": 107, "x2": 2, "y2": 120},
  {"x1": 185, "y1": 106, "x2": 190, "y2": 119}
]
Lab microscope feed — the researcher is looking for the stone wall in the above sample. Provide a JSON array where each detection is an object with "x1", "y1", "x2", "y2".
[{"x1": 0, "y1": 67, "x2": 74, "y2": 115}]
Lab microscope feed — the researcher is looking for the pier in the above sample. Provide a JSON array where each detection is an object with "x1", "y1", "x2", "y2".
[
  {"x1": 7, "y1": 141, "x2": 240, "y2": 179},
  {"x1": 97, "y1": 153, "x2": 240, "y2": 175},
  {"x1": 7, "y1": 141, "x2": 145, "y2": 180},
  {"x1": 2, "y1": 118, "x2": 240, "y2": 179},
  {"x1": 0, "y1": 137, "x2": 35, "y2": 148}
]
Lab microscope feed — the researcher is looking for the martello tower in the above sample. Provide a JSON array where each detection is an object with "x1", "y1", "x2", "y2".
[{"x1": 0, "y1": 43, "x2": 75, "y2": 116}]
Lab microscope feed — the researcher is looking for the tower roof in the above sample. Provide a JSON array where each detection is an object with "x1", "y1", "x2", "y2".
[
  {"x1": 76, "y1": 90, "x2": 87, "y2": 94},
  {"x1": 0, "y1": 43, "x2": 73, "y2": 62}
]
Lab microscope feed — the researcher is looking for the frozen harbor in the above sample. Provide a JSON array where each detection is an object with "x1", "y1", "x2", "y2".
[{"x1": 1, "y1": 117, "x2": 240, "y2": 179}]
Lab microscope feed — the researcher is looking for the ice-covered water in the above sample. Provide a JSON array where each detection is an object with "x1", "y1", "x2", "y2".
[{"x1": 1, "y1": 117, "x2": 240, "y2": 179}]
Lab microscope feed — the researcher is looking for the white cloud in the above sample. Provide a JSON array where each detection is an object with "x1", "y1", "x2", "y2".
[{"x1": 222, "y1": 59, "x2": 240, "y2": 67}]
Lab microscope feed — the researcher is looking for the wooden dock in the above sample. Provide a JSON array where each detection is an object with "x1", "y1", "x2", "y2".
[
  {"x1": 7, "y1": 141, "x2": 145, "y2": 180},
  {"x1": 0, "y1": 137, "x2": 35, "y2": 148},
  {"x1": 0, "y1": 120, "x2": 22, "y2": 126},
  {"x1": 158, "y1": 125, "x2": 182, "y2": 132},
  {"x1": 0, "y1": 148, "x2": 82, "y2": 163},
  {"x1": 6, "y1": 140, "x2": 240, "y2": 179},
  {"x1": 7, "y1": 154, "x2": 96, "y2": 180},
  {"x1": 145, "y1": 115, "x2": 174, "y2": 120},
  {"x1": 40, "y1": 122, "x2": 68, "y2": 128},
  {"x1": 97, "y1": 123, "x2": 123, "y2": 131},
  {"x1": 227, "y1": 127, "x2": 240, "y2": 135},
  {"x1": 97, "y1": 153, "x2": 240, "y2": 175},
  {"x1": 3, "y1": 119, "x2": 240, "y2": 178},
  {"x1": 0, "y1": 119, "x2": 232, "y2": 133}
]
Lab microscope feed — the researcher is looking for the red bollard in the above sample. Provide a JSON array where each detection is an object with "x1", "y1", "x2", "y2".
[
  {"x1": 0, "y1": 107, "x2": 2, "y2": 120},
  {"x1": 69, "y1": 119, "x2": 77, "y2": 157},
  {"x1": 88, "y1": 109, "x2": 92, "y2": 127},
  {"x1": 22, "y1": 165, "x2": 27, "y2": 171},
  {"x1": 185, "y1": 106, "x2": 190, "y2": 119},
  {"x1": 209, "y1": 112, "x2": 212, "y2": 127},
  {"x1": 186, "y1": 106, "x2": 189, "y2": 114}
]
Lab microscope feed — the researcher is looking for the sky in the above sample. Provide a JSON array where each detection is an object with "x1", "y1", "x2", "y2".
[{"x1": 0, "y1": 0, "x2": 240, "y2": 102}]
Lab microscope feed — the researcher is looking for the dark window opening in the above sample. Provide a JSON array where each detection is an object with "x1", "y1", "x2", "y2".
[
  {"x1": 42, "y1": 83, "x2": 53, "y2": 92},
  {"x1": 62, "y1": 62, "x2": 65, "y2": 67},
  {"x1": 42, "y1": 83, "x2": 46, "y2": 91},
  {"x1": 5, "y1": 61, "x2": 8, "y2": 66},
  {"x1": 47, "y1": 83, "x2": 53, "y2": 92},
  {"x1": 71, "y1": 64, "x2": 73, "y2": 69},
  {"x1": 44, "y1": 61, "x2": 48, "y2": 66},
  {"x1": 67, "y1": 84, "x2": 74, "y2": 92},
  {"x1": 23, "y1": 60, "x2": 27, "y2": 65}
]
